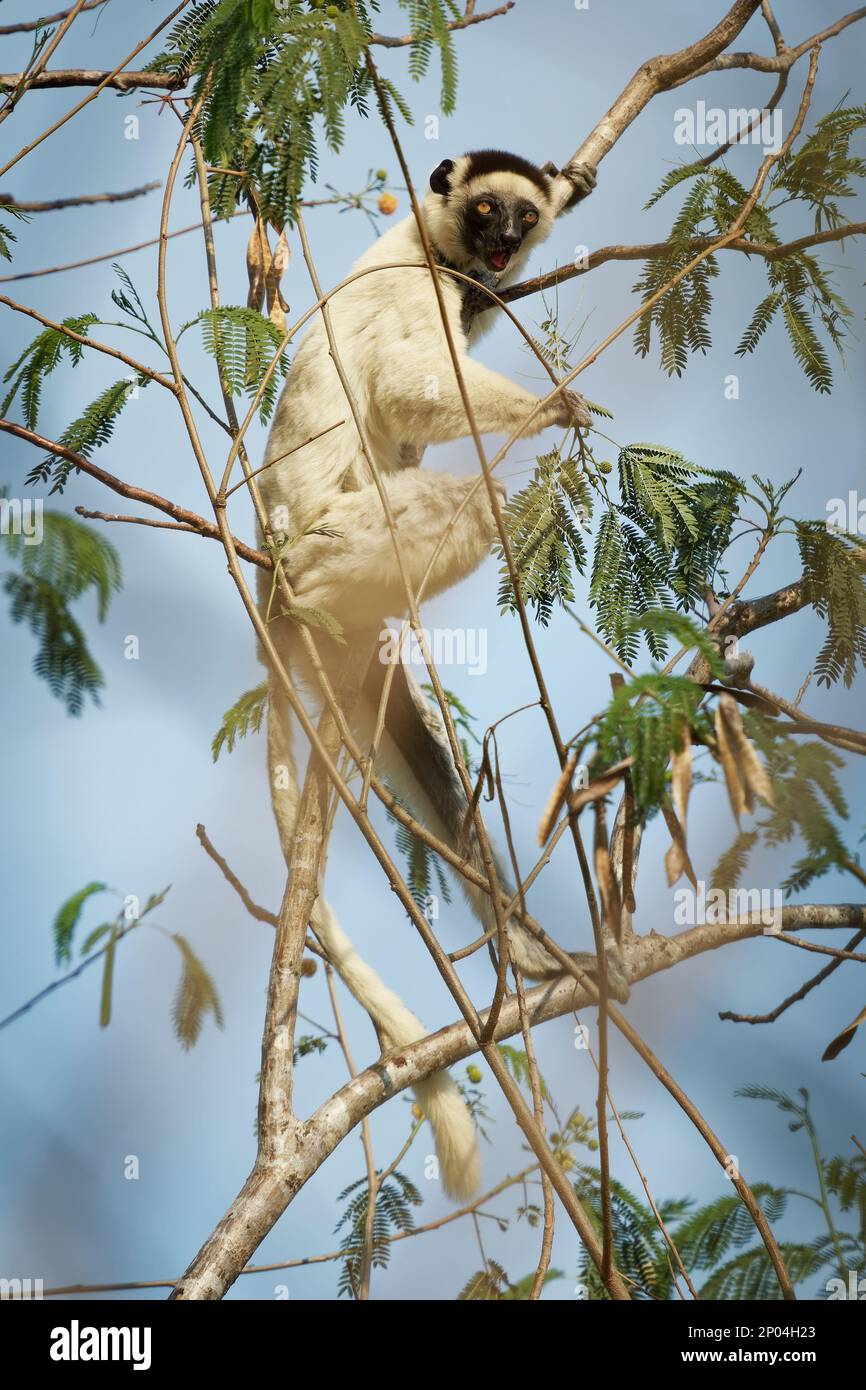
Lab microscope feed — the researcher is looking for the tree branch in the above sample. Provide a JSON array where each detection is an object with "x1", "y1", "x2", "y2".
[
  {"x1": 0, "y1": 1, "x2": 108, "y2": 36},
  {"x1": 0, "y1": 181, "x2": 160, "y2": 212},
  {"x1": 0, "y1": 419, "x2": 272, "y2": 571},
  {"x1": 499, "y1": 223, "x2": 866, "y2": 308},
  {"x1": 0, "y1": 67, "x2": 179, "y2": 93},
  {"x1": 673, "y1": 5, "x2": 866, "y2": 80},
  {"x1": 369, "y1": 1, "x2": 514, "y2": 46},
  {"x1": 555, "y1": 0, "x2": 764, "y2": 198},
  {"x1": 0, "y1": 1, "x2": 516, "y2": 91},
  {"x1": 719, "y1": 929, "x2": 866, "y2": 1023}
]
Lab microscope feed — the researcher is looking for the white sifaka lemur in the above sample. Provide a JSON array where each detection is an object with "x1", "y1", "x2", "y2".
[{"x1": 258, "y1": 149, "x2": 627, "y2": 1200}]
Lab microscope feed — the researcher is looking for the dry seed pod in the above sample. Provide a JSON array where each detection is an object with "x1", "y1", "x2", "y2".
[
  {"x1": 537, "y1": 755, "x2": 634, "y2": 846},
  {"x1": 715, "y1": 696, "x2": 748, "y2": 823},
  {"x1": 671, "y1": 723, "x2": 692, "y2": 829},
  {"x1": 661, "y1": 802, "x2": 698, "y2": 890},
  {"x1": 715, "y1": 693, "x2": 774, "y2": 822},
  {"x1": 246, "y1": 216, "x2": 271, "y2": 312},
  {"x1": 594, "y1": 798, "x2": 623, "y2": 945},
  {"x1": 266, "y1": 227, "x2": 290, "y2": 330},
  {"x1": 538, "y1": 750, "x2": 577, "y2": 845},
  {"x1": 822, "y1": 1001, "x2": 866, "y2": 1061}
]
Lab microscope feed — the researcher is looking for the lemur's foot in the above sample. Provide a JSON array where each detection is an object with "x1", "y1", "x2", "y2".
[
  {"x1": 557, "y1": 388, "x2": 593, "y2": 432},
  {"x1": 568, "y1": 948, "x2": 630, "y2": 1003}
]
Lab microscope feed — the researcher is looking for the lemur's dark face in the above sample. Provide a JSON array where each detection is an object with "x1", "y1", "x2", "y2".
[{"x1": 460, "y1": 191, "x2": 540, "y2": 274}]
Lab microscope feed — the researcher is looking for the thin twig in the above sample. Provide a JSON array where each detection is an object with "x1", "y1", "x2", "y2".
[
  {"x1": 0, "y1": 292, "x2": 177, "y2": 391},
  {"x1": 719, "y1": 930, "x2": 866, "y2": 1024},
  {"x1": 195, "y1": 824, "x2": 279, "y2": 926},
  {"x1": 0, "y1": 1, "x2": 109, "y2": 34},
  {"x1": 0, "y1": 2, "x2": 191, "y2": 179},
  {"x1": 0, "y1": 181, "x2": 160, "y2": 212},
  {"x1": 1, "y1": 419, "x2": 271, "y2": 570}
]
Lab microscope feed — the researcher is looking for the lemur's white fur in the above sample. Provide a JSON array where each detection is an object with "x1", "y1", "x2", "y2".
[{"x1": 259, "y1": 152, "x2": 615, "y2": 1201}]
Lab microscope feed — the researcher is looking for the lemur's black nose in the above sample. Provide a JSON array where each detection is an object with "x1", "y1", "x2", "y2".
[{"x1": 501, "y1": 224, "x2": 522, "y2": 248}]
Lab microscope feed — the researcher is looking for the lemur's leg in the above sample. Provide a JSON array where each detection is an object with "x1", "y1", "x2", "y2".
[
  {"x1": 285, "y1": 469, "x2": 500, "y2": 633},
  {"x1": 373, "y1": 348, "x2": 591, "y2": 442},
  {"x1": 361, "y1": 660, "x2": 630, "y2": 999}
]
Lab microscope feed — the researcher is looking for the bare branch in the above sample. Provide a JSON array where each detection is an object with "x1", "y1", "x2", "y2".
[
  {"x1": 369, "y1": 2, "x2": 514, "y2": 46},
  {"x1": 0, "y1": 68, "x2": 178, "y2": 93},
  {"x1": 0, "y1": 419, "x2": 272, "y2": 571},
  {"x1": 720, "y1": 929, "x2": 866, "y2": 1023},
  {"x1": 0, "y1": 181, "x2": 160, "y2": 212},
  {"x1": 0, "y1": 0, "x2": 90, "y2": 124},
  {"x1": 558, "y1": 0, "x2": 765, "y2": 192},
  {"x1": 500, "y1": 223, "x2": 866, "y2": 309},
  {"x1": 675, "y1": 5, "x2": 866, "y2": 80},
  {"x1": 0, "y1": 1, "x2": 108, "y2": 36},
  {"x1": 0, "y1": 1, "x2": 190, "y2": 180},
  {"x1": 195, "y1": 824, "x2": 279, "y2": 927},
  {"x1": 0, "y1": 1, "x2": 515, "y2": 93}
]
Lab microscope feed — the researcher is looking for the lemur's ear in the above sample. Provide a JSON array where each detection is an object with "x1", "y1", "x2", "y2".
[
  {"x1": 541, "y1": 161, "x2": 559, "y2": 178},
  {"x1": 429, "y1": 158, "x2": 455, "y2": 195}
]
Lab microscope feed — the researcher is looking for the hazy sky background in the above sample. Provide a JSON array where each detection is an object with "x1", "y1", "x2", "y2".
[{"x1": 1, "y1": 0, "x2": 864, "y2": 1301}]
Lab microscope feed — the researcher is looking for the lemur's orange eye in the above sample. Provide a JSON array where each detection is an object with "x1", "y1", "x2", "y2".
[
  {"x1": 523, "y1": 209, "x2": 539, "y2": 224},
  {"x1": 476, "y1": 200, "x2": 493, "y2": 215}
]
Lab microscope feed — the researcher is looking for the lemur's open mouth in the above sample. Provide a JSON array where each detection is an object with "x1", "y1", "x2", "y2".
[{"x1": 487, "y1": 247, "x2": 511, "y2": 272}]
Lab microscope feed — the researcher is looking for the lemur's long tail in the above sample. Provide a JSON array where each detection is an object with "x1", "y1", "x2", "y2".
[{"x1": 266, "y1": 686, "x2": 481, "y2": 1202}]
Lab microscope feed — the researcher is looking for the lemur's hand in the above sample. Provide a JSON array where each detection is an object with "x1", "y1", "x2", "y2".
[
  {"x1": 561, "y1": 159, "x2": 597, "y2": 201},
  {"x1": 555, "y1": 388, "x2": 592, "y2": 432}
]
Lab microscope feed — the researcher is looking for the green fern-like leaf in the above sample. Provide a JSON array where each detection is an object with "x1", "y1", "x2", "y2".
[
  {"x1": 796, "y1": 522, "x2": 866, "y2": 686},
  {"x1": 0, "y1": 203, "x2": 29, "y2": 260},
  {"x1": 211, "y1": 680, "x2": 269, "y2": 760},
  {"x1": 709, "y1": 830, "x2": 759, "y2": 891},
  {"x1": 197, "y1": 307, "x2": 289, "y2": 421},
  {"x1": 335, "y1": 1170, "x2": 421, "y2": 1297},
  {"x1": 2, "y1": 314, "x2": 98, "y2": 428},
  {"x1": 387, "y1": 787, "x2": 452, "y2": 911},
  {"x1": 497, "y1": 448, "x2": 592, "y2": 625},
  {"x1": 639, "y1": 141, "x2": 862, "y2": 390},
  {"x1": 592, "y1": 673, "x2": 710, "y2": 813},
  {"x1": 152, "y1": 0, "x2": 450, "y2": 227},
  {"x1": 170, "y1": 932, "x2": 224, "y2": 1050},
  {"x1": 458, "y1": 1260, "x2": 512, "y2": 1300},
  {"x1": 588, "y1": 448, "x2": 741, "y2": 662},
  {"x1": 2, "y1": 509, "x2": 121, "y2": 712},
  {"x1": 52, "y1": 881, "x2": 107, "y2": 965}
]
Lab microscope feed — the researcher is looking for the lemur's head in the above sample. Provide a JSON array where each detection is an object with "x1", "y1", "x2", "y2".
[{"x1": 423, "y1": 149, "x2": 562, "y2": 278}]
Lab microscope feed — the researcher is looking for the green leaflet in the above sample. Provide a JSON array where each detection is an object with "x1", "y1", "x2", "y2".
[
  {"x1": 170, "y1": 932, "x2": 225, "y2": 1051},
  {"x1": 1, "y1": 510, "x2": 121, "y2": 714},
  {"x1": 497, "y1": 448, "x2": 592, "y2": 625},
  {"x1": 197, "y1": 306, "x2": 289, "y2": 422},
  {"x1": 637, "y1": 114, "x2": 866, "y2": 390},
  {"x1": 153, "y1": 0, "x2": 458, "y2": 227},
  {"x1": 211, "y1": 681, "x2": 269, "y2": 761},
  {"x1": 52, "y1": 882, "x2": 108, "y2": 965},
  {"x1": 796, "y1": 521, "x2": 866, "y2": 687},
  {"x1": 335, "y1": 1170, "x2": 421, "y2": 1298}
]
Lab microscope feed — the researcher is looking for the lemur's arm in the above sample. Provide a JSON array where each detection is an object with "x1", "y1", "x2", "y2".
[{"x1": 374, "y1": 347, "x2": 590, "y2": 442}]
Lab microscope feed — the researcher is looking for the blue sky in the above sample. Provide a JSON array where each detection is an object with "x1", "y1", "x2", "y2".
[{"x1": 1, "y1": 1, "x2": 864, "y2": 1300}]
